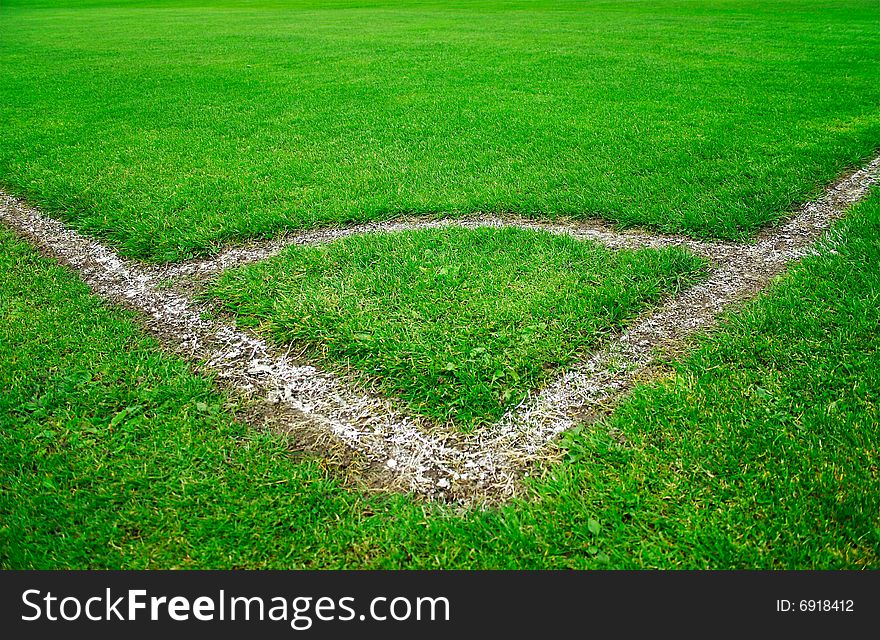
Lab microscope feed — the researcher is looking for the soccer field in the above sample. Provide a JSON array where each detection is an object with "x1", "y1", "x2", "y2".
[{"x1": 1, "y1": 0, "x2": 879, "y2": 569}]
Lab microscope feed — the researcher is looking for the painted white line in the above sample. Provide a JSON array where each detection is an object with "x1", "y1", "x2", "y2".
[
  {"x1": 155, "y1": 215, "x2": 735, "y2": 280},
  {"x1": 2, "y1": 155, "x2": 878, "y2": 502}
]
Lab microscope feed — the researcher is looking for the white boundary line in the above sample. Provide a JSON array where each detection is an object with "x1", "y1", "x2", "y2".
[
  {"x1": 2, "y1": 155, "x2": 878, "y2": 502},
  {"x1": 154, "y1": 215, "x2": 735, "y2": 280}
]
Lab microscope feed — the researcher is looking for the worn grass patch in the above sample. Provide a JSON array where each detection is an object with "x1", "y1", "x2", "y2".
[
  {"x1": 1, "y1": 0, "x2": 879, "y2": 259},
  {"x1": 209, "y1": 227, "x2": 705, "y2": 427}
]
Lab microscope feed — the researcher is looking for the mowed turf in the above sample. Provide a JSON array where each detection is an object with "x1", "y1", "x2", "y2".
[
  {"x1": 210, "y1": 227, "x2": 704, "y2": 427},
  {"x1": 3, "y1": 191, "x2": 878, "y2": 569},
  {"x1": 1, "y1": 0, "x2": 878, "y2": 259}
]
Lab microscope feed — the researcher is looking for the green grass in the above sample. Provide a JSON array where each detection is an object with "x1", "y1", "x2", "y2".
[
  {"x1": 3, "y1": 191, "x2": 878, "y2": 569},
  {"x1": 1, "y1": 0, "x2": 878, "y2": 259},
  {"x1": 209, "y1": 227, "x2": 704, "y2": 427}
]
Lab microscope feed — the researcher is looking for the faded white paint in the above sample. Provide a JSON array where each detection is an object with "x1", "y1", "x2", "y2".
[{"x1": 2, "y1": 154, "x2": 877, "y2": 502}]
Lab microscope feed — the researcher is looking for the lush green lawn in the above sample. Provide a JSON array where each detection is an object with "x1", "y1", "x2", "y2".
[
  {"x1": 1, "y1": 0, "x2": 878, "y2": 570},
  {"x1": 3, "y1": 190, "x2": 878, "y2": 569},
  {"x1": 1, "y1": 0, "x2": 878, "y2": 259},
  {"x1": 210, "y1": 227, "x2": 704, "y2": 427}
]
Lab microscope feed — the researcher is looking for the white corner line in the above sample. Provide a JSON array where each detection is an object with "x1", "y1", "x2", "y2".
[
  {"x1": 2, "y1": 154, "x2": 878, "y2": 503},
  {"x1": 153, "y1": 215, "x2": 736, "y2": 281}
]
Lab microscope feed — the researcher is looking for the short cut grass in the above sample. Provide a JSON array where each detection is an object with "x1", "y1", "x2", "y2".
[
  {"x1": 1, "y1": 0, "x2": 879, "y2": 259},
  {"x1": 210, "y1": 227, "x2": 705, "y2": 427}
]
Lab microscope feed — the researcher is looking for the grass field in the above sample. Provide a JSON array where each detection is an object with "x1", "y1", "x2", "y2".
[
  {"x1": 1, "y1": 0, "x2": 878, "y2": 259},
  {"x1": 1, "y1": 0, "x2": 879, "y2": 570},
  {"x1": 210, "y1": 228, "x2": 704, "y2": 427},
  {"x1": 2, "y1": 191, "x2": 878, "y2": 569}
]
